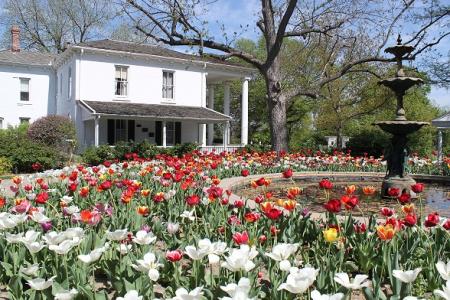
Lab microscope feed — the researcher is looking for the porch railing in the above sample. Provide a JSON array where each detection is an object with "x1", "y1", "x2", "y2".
[{"x1": 198, "y1": 145, "x2": 244, "y2": 153}]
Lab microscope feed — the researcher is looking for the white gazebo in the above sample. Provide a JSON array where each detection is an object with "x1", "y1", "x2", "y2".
[{"x1": 431, "y1": 112, "x2": 450, "y2": 162}]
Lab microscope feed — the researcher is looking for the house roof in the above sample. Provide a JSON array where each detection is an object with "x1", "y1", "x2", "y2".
[
  {"x1": 79, "y1": 100, "x2": 231, "y2": 122},
  {"x1": 432, "y1": 112, "x2": 450, "y2": 129},
  {"x1": 73, "y1": 39, "x2": 253, "y2": 70},
  {"x1": 0, "y1": 50, "x2": 55, "y2": 66}
]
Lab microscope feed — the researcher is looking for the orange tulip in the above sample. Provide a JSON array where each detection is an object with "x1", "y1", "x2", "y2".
[
  {"x1": 402, "y1": 204, "x2": 415, "y2": 215},
  {"x1": 287, "y1": 187, "x2": 302, "y2": 199},
  {"x1": 362, "y1": 186, "x2": 377, "y2": 196},
  {"x1": 137, "y1": 206, "x2": 150, "y2": 216},
  {"x1": 283, "y1": 200, "x2": 297, "y2": 211},
  {"x1": 345, "y1": 185, "x2": 357, "y2": 195},
  {"x1": 141, "y1": 189, "x2": 151, "y2": 197},
  {"x1": 260, "y1": 201, "x2": 273, "y2": 213},
  {"x1": 251, "y1": 181, "x2": 258, "y2": 189},
  {"x1": 12, "y1": 176, "x2": 22, "y2": 185},
  {"x1": 275, "y1": 198, "x2": 284, "y2": 206},
  {"x1": 376, "y1": 224, "x2": 396, "y2": 240}
]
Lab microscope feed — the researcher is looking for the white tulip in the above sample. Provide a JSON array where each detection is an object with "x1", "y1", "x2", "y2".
[
  {"x1": 208, "y1": 241, "x2": 228, "y2": 265},
  {"x1": 220, "y1": 277, "x2": 255, "y2": 300},
  {"x1": 19, "y1": 264, "x2": 40, "y2": 277},
  {"x1": 131, "y1": 252, "x2": 162, "y2": 282},
  {"x1": 60, "y1": 196, "x2": 73, "y2": 204},
  {"x1": 49, "y1": 239, "x2": 78, "y2": 255},
  {"x1": 5, "y1": 232, "x2": 24, "y2": 243},
  {"x1": 266, "y1": 243, "x2": 299, "y2": 261},
  {"x1": 24, "y1": 241, "x2": 46, "y2": 254},
  {"x1": 334, "y1": 273, "x2": 370, "y2": 290},
  {"x1": 311, "y1": 290, "x2": 344, "y2": 300},
  {"x1": 64, "y1": 206, "x2": 80, "y2": 215},
  {"x1": 169, "y1": 286, "x2": 204, "y2": 300},
  {"x1": 105, "y1": 229, "x2": 128, "y2": 241},
  {"x1": 43, "y1": 231, "x2": 66, "y2": 245},
  {"x1": 221, "y1": 245, "x2": 258, "y2": 272},
  {"x1": 132, "y1": 230, "x2": 156, "y2": 245},
  {"x1": 167, "y1": 223, "x2": 180, "y2": 234},
  {"x1": 437, "y1": 261, "x2": 450, "y2": 281},
  {"x1": 63, "y1": 227, "x2": 84, "y2": 239},
  {"x1": 78, "y1": 243, "x2": 109, "y2": 264},
  {"x1": 185, "y1": 239, "x2": 213, "y2": 260},
  {"x1": 392, "y1": 268, "x2": 422, "y2": 283},
  {"x1": 54, "y1": 288, "x2": 78, "y2": 300},
  {"x1": 278, "y1": 267, "x2": 319, "y2": 294},
  {"x1": 30, "y1": 211, "x2": 51, "y2": 224},
  {"x1": 117, "y1": 290, "x2": 143, "y2": 300},
  {"x1": 27, "y1": 276, "x2": 56, "y2": 290},
  {"x1": 0, "y1": 213, "x2": 27, "y2": 230},
  {"x1": 21, "y1": 230, "x2": 41, "y2": 244},
  {"x1": 279, "y1": 260, "x2": 292, "y2": 272},
  {"x1": 434, "y1": 281, "x2": 450, "y2": 300},
  {"x1": 180, "y1": 210, "x2": 195, "y2": 221},
  {"x1": 117, "y1": 244, "x2": 132, "y2": 255}
]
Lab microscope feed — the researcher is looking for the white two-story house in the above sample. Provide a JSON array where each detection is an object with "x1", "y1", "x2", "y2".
[{"x1": 0, "y1": 27, "x2": 254, "y2": 151}]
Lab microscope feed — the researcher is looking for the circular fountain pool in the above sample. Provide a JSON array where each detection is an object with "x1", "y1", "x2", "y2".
[{"x1": 234, "y1": 175, "x2": 450, "y2": 217}]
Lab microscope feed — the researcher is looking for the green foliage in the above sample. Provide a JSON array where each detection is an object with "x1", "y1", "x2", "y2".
[
  {"x1": 346, "y1": 128, "x2": 390, "y2": 156},
  {"x1": 0, "y1": 157, "x2": 12, "y2": 175},
  {"x1": 82, "y1": 142, "x2": 199, "y2": 165},
  {"x1": 0, "y1": 125, "x2": 64, "y2": 173},
  {"x1": 27, "y1": 115, "x2": 77, "y2": 151}
]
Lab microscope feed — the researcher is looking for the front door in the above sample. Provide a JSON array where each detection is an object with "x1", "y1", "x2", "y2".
[{"x1": 107, "y1": 119, "x2": 135, "y2": 145}]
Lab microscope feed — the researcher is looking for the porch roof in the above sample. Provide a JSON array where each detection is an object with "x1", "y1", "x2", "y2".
[
  {"x1": 78, "y1": 100, "x2": 231, "y2": 122},
  {"x1": 432, "y1": 112, "x2": 450, "y2": 129}
]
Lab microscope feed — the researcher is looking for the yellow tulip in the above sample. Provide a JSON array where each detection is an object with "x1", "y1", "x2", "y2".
[{"x1": 323, "y1": 228, "x2": 338, "y2": 243}]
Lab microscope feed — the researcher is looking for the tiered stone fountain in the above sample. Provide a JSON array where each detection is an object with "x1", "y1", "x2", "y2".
[{"x1": 375, "y1": 36, "x2": 429, "y2": 197}]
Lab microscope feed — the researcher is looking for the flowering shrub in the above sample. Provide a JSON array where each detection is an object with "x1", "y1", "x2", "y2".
[
  {"x1": 0, "y1": 151, "x2": 449, "y2": 299},
  {"x1": 27, "y1": 115, "x2": 77, "y2": 151}
]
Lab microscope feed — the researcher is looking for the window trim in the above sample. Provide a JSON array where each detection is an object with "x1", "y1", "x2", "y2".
[
  {"x1": 67, "y1": 67, "x2": 72, "y2": 101},
  {"x1": 162, "y1": 70, "x2": 175, "y2": 101},
  {"x1": 19, "y1": 77, "x2": 30, "y2": 102},
  {"x1": 114, "y1": 65, "x2": 129, "y2": 98},
  {"x1": 19, "y1": 117, "x2": 30, "y2": 125}
]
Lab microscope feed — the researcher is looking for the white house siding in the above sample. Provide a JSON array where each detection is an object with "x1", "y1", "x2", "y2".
[
  {"x1": 56, "y1": 56, "x2": 77, "y2": 118},
  {"x1": 75, "y1": 52, "x2": 203, "y2": 107},
  {"x1": 0, "y1": 64, "x2": 55, "y2": 128}
]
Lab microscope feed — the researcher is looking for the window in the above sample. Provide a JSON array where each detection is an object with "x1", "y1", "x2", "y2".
[
  {"x1": 20, "y1": 117, "x2": 30, "y2": 124},
  {"x1": 115, "y1": 119, "x2": 127, "y2": 142},
  {"x1": 0, "y1": 118, "x2": 3, "y2": 129},
  {"x1": 115, "y1": 66, "x2": 128, "y2": 96},
  {"x1": 162, "y1": 71, "x2": 174, "y2": 99},
  {"x1": 68, "y1": 67, "x2": 72, "y2": 100},
  {"x1": 20, "y1": 78, "x2": 30, "y2": 101},
  {"x1": 166, "y1": 122, "x2": 175, "y2": 145}
]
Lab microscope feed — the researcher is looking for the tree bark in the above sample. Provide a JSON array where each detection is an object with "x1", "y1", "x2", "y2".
[{"x1": 268, "y1": 96, "x2": 288, "y2": 153}]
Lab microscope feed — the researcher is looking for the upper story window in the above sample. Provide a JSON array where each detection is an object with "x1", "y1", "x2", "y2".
[
  {"x1": 20, "y1": 78, "x2": 30, "y2": 101},
  {"x1": 115, "y1": 66, "x2": 128, "y2": 96},
  {"x1": 162, "y1": 71, "x2": 174, "y2": 99},
  {"x1": 0, "y1": 118, "x2": 3, "y2": 129},
  {"x1": 68, "y1": 67, "x2": 72, "y2": 100}
]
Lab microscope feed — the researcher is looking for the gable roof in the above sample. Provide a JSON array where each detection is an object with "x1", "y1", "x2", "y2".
[
  {"x1": 432, "y1": 112, "x2": 450, "y2": 128},
  {"x1": 79, "y1": 100, "x2": 231, "y2": 122},
  {"x1": 0, "y1": 50, "x2": 55, "y2": 67},
  {"x1": 73, "y1": 39, "x2": 252, "y2": 70}
]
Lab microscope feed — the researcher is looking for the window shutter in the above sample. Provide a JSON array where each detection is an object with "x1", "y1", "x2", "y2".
[
  {"x1": 155, "y1": 121, "x2": 162, "y2": 146},
  {"x1": 175, "y1": 122, "x2": 181, "y2": 144},
  {"x1": 128, "y1": 120, "x2": 135, "y2": 142},
  {"x1": 107, "y1": 119, "x2": 115, "y2": 145}
]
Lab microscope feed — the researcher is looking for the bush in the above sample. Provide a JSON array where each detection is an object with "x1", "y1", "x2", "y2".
[
  {"x1": 0, "y1": 125, "x2": 64, "y2": 173},
  {"x1": 0, "y1": 157, "x2": 12, "y2": 175},
  {"x1": 346, "y1": 128, "x2": 389, "y2": 157},
  {"x1": 27, "y1": 115, "x2": 77, "y2": 151}
]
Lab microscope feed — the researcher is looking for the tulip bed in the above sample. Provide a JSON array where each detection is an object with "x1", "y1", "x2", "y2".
[{"x1": 0, "y1": 151, "x2": 449, "y2": 300}]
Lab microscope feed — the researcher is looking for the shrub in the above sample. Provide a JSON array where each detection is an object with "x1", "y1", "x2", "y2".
[
  {"x1": 82, "y1": 145, "x2": 117, "y2": 165},
  {"x1": 27, "y1": 115, "x2": 77, "y2": 151},
  {"x1": 346, "y1": 129, "x2": 389, "y2": 157},
  {"x1": 0, "y1": 125, "x2": 63, "y2": 173},
  {"x1": 0, "y1": 157, "x2": 12, "y2": 175}
]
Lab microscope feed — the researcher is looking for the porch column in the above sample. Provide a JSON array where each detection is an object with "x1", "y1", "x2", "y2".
[
  {"x1": 162, "y1": 121, "x2": 167, "y2": 148},
  {"x1": 200, "y1": 72, "x2": 207, "y2": 147},
  {"x1": 437, "y1": 129, "x2": 443, "y2": 163},
  {"x1": 94, "y1": 116, "x2": 100, "y2": 147},
  {"x1": 223, "y1": 82, "x2": 231, "y2": 143},
  {"x1": 241, "y1": 77, "x2": 249, "y2": 145},
  {"x1": 223, "y1": 121, "x2": 230, "y2": 150},
  {"x1": 207, "y1": 85, "x2": 215, "y2": 145}
]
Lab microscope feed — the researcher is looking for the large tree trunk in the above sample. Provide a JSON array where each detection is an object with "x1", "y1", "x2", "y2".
[{"x1": 336, "y1": 124, "x2": 342, "y2": 150}]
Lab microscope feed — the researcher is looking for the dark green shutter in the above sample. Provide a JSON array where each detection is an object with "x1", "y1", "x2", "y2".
[
  {"x1": 175, "y1": 122, "x2": 181, "y2": 144},
  {"x1": 128, "y1": 120, "x2": 135, "y2": 142},
  {"x1": 155, "y1": 121, "x2": 162, "y2": 145},
  {"x1": 107, "y1": 119, "x2": 115, "y2": 145}
]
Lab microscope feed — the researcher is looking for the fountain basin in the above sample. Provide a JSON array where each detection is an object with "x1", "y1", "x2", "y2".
[
  {"x1": 378, "y1": 77, "x2": 424, "y2": 94},
  {"x1": 374, "y1": 120, "x2": 429, "y2": 135}
]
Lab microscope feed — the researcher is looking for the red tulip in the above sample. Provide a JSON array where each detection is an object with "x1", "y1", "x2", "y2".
[
  {"x1": 264, "y1": 207, "x2": 283, "y2": 220},
  {"x1": 411, "y1": 183, "x2": 424, "y2": 194},
  {"x1": 166, "y1": 250, "x2": 183, "y2": 262},
  {"x1": 324, "y1": 199, "x2": 341, "y2": 213},
  {"x1": 319, "y1": 179, "x2": 333, "y2": 190},
  {"x1": 232, "y1": 231, "x2": 249, "y2": 245},
  {"x1": 397, "y1": 192, "x2": 411, "y2": 204},
  {"x1": 241, "y1": 169, "x2": 250, "y2": 177},
  {"x1": 259, "y1": 235, "x2": 267, "y2": 244},
  {"x1": 443, "y1": 219, "x2": 450, "y2": 230},
  {"x1": 244, "y1": 212, "x2": 261, "y2": 223},
  {"x1": 185, "y1": 194, "x2": 200, "y2": 206},
  {"x1": 424, "y1": 212, "x2": 440, "y2": 227},
  {"x1": 341, "y1": 195, "x2": 359, "y2": 210},
  {"x1": 380, "y1": 207, "x2": 394, "y2": 217},
  {"x1": 233, "y1": 199, "x2": 245, "y2": 208},
  {"x1": 387, "y1": 187, "x2": 400, "y2": 197},
  {"x1": 282, "y1": 168, "x2": 293, "y2": 179},
  {"x1": 35, "y1": 192, "x2": 49, "y2": 204},
  {"x1": 404, "y1": 214, "x2": 417, "y2": 227}
]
